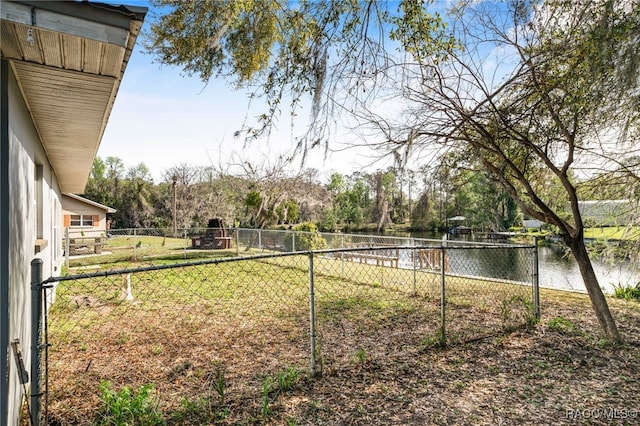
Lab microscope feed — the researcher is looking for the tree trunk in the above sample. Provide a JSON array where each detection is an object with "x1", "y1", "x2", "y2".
[{"x1": 567, "y1": 237, "x2": 622, "y2": 343}]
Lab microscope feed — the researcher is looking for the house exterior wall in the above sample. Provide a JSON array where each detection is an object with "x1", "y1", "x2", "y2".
[
  {"x1": 62, "y1": 195, "x2": 109, "y2": 239},
  {"x1": 3, "y1": 62, "x2": 63, "y2": 425}
]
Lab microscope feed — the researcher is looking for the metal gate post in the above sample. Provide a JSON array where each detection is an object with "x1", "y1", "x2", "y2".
[
  {"x1": 308, "y1": 252, "x2": 317, "y2": 377},
  {"x1": 440, "y1": 244, "x2": 447, "y2": 346},
  {"x1": 412, "y1": 239, "x2": 417, "y2": 296},
  {"x1": 30, "y1": 259, "x2": 43, "y2": 426},
  {"x1": 532, "y1": 237, "x2": 540, "y2": 320},
  {"x1": 133, "y1": 228, "x2": 137, "y2": 260},
  {"x1": 64, "y1": 227, "x2": 69, "y2": 270}
]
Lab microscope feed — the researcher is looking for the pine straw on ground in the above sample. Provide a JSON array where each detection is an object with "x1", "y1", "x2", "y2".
[{"x1": 42, "y1": 286, "x2": 640, "y2": 426}]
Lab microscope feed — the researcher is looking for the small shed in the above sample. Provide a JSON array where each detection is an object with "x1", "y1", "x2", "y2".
[{"x1": 62, "y1": 193, "x2": 116, "y2": 239}]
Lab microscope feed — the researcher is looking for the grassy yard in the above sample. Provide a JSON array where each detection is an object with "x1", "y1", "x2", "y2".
[
  {"x1": 44, "y1": 253, "x2": 639, "y2": 425},
  {"x1": 584, "y1": 226, "x2": 640, "y2": 241}
]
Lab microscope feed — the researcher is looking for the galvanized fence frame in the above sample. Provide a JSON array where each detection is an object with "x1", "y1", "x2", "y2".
[{"x1": 36, "y1": 236, "x2": 539, "y2": 425}]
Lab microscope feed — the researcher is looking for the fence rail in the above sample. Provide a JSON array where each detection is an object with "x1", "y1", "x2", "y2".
[{"x1": 38, "y1": 229, "x2": 539, "y2": 425}]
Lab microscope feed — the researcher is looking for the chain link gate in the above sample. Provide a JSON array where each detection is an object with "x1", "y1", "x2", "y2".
[{"x1": 31, "y1": 242, "x2": 538, "y2": 425}]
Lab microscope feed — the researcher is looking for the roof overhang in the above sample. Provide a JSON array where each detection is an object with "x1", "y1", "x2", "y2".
[
  {"x1": 1, "y1": 1, "x2": 146, "y2": 193},
  {"x1": 62, "y1": 192, "x2": 116, "y2": 213}
]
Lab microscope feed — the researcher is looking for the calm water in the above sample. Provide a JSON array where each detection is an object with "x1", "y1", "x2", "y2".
[{"x1": 379, "y1": 230, "x2": 638, "y2": 294}]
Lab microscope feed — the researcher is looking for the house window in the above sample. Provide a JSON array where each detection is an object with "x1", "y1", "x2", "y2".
[{"x1": 69, "y1": 215, "x2": 94, "y2": 227}]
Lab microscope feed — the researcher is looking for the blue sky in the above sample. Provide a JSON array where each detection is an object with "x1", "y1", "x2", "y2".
[{"x1": 99, "y1": 1, "x2": 388, "y2": 183}]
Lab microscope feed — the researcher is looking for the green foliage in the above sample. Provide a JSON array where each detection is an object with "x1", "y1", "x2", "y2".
[
  {"x1": 500, "y1": 296, "x2": 537, "y2": 331},
  {"x1": 284, "y1": 222, "x2": 328, "y2": 251},
  {"x1": 261, "y1": 377, "x2": 272, "y2": 419},
  {"x1": 613, "y1": 283, "x2": 640, "y2": 302},
  {"x1": 94, "y1": 381, "x2": 164, "y2": 426},
  {"x1": 548, "y1": 317, "x2": 578, "y2": 335},
  {"x1": 148, "y1": 1, "x2": 455, "y2": 145},
  {"x1": 261, "y1": 365, "x2": 301, "y2": 419},
  {"x1": 421, "y1": 327, "x2": 446, "y2": 349},
  {"x1": 352, "y1": 347, "x2": 367, "y2": 365},
  {"x1": 212, "y1": 367, "x2": 226, "y2": 407},
  {"x1": 275, "y1": 365, "x2": 300, "y2": 392}
]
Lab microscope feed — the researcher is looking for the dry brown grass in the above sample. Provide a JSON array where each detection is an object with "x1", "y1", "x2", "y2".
[{"x1": 42, "y1": 258, "x2": 640, "y2": 425}]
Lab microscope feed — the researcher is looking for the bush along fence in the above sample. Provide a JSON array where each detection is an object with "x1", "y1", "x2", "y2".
[{"x1": 33, "y1": 231, "x2": 539, "y2": 425}]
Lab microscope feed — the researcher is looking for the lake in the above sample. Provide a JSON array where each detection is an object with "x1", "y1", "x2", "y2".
[{"x1": 379, "y1": 230, "x2": 638, "y2": 294}]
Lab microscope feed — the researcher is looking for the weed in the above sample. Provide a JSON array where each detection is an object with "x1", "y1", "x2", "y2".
[
  {"x1": 261, "y1": 377, "x2": 272, "y2": 419},
  {"x1": 276, "y1": 365, "x2": 300, "y2": 392},
  {"x1": 151, "y1": 345, "x2": 163, "y2": 355},
  {"x1": 94, "y1": 380, "x2": 164, "y2": 425},
  {"x1": 613, "y1": 282, "x2": 640, "y2": 302},
  {"x1": 171, "y1": 396, "x2": 228, "y2": 424},
  {"x1": 115, "y1": 333, "x2": 130, "y2": 345},
  {"x1": 422, "y1": 327, "x2": 446, "y2": 349},
  {"x1": 500, "y1": 296, "x2": 537, "y2": 330},
  {"x1": 548, "y1": 317, "x2": 578, "y2": 334},
  {"x1": 211, "y1": 367, "x2": 226, "y2": 406},
  {"x1": 353, "y1": 347, "x2": 367, "y2": 364}
]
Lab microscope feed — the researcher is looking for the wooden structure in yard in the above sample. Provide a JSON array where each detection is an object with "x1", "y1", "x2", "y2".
[
  {"x1": 191, "y1": 218, "x2": 232, "y2": 249},
  {"x1": 67, "y1": 237, "x2": 106, "y2": 255},
  {"x1": 415, "y1": 249, "x2": 450, "y2": 272},
  {"x1": 343, "y1": 244, "x2": 401, "y2": 268}
]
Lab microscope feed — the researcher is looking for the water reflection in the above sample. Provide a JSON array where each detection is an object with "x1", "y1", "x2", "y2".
[
  {"x1": 377, "y1": 230, "x2": 638, "y2": 294},
  {"x1": 537, "y1": 245, "x2": 636, "y2": 294}
]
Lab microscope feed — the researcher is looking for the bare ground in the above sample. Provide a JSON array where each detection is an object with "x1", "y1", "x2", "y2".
[{"x1": 39, "y1": 285, "x2": 640, "y2": 426}]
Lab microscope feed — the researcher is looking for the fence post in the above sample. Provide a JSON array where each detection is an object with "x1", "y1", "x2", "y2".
[
  {"x1": 64, "y1": 227, "x2": 69, "y2": 270},
  {"x1": 30, "y1": 259, "x2": 43, "y2": 426},
  {"x1": 440, "y1": 241, "x2": 447, "y2": 346},
  {"x1": 532, "y1": 237, "x2": 540, "y2": 320},
  {"x1": 308, "y1": 251, "x2": 317, "y2": 377},
  {"x1": 340, "y1": 234, "x2": 345, "y2": 278},
  {"x1": 258, "y1": 229, "x2": 262, "y2": 250},
  {"x1": 133, "y1": 228, "x2": 137, "y2": 260},
  {"x1": 235, "y1": 228, "x2": 240, "y2": 256},
  {"x1": 292, "y1": 230, "x2": 296, "y2": 252},
  {"x1": 412, "y1": 242, "x2": 417, "y2": 297},
  {"x1": 183, "y1": 229, "x2": 187, "y2": 259}
]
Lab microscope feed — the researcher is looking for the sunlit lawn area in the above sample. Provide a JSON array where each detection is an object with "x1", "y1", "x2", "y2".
[
  {"x1": 584, "y1": 226, "x2": 640, "y2": 240},
  {"x1": 47, "y1": 250, "x2": 640, "y2": 425}
]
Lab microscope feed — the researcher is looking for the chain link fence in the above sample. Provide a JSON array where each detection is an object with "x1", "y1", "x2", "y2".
[{"x1": 41, "y1": 230, "x2": 538, "y2": 425}]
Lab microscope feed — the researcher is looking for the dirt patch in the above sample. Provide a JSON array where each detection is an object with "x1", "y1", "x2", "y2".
[{"x1": 41, "y1": 287, "x2": 640, "y2": 426}]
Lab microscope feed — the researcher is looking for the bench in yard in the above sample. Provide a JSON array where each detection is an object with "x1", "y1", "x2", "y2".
[{"x1": 67, "y1": 237, "x2": 107, "y2": 255}]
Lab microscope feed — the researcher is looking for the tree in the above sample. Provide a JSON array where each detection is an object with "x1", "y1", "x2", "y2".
[
  {"x1": 388, "y1": 1, "x2": 638, "y2": 342},
  {"x1": 147, "y1": 0, "x2": 455, "y2": 151},
  {"x1": 148, "y1": 1, "x2": 640, "y2": 341}
]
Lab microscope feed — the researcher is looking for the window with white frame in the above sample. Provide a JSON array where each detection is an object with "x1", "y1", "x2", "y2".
[{"x1": 69, "y1": 215, "x2": 94, "y2": 227}]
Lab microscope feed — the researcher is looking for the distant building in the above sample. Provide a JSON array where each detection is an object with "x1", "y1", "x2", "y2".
[
  {"x1": 62, "y1": 193, "x2": 116, "y2": 239},
  {"x1": 523, "y1": 219, "x2": 544, "y2": 230}
]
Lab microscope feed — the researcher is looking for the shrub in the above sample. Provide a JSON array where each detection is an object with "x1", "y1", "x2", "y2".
[
  {"x1": 284, "y1": 222, "x2": 328, "y2": 251},
  {"x1": 94, "y1": 381, "x2": 164, "y2": 425},
  {"x1": 613, "y1": 282, "x2": 640, "y2": 302}
]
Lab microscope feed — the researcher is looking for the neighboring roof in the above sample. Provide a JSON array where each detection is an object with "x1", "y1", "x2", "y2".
[
  {"x1": 62, "y1": 193, "x2": 116, "y2": 213},
  {"x1": 1, "y1": 1, "x2": 147, "y2": 193},
  {"x1": 523, "y1": 219, "x2": 543, "y2": 228},
  {"x1": 447, "y1": 216, "x2": 466, "y2": 221},
  {"x1": 578, "y1": 199, "x2": 634, "y2": 226}
]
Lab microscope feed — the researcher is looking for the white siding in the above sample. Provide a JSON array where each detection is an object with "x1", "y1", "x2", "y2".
[{"x1": 7, "y1": 63, "x2": 62, "y2": 425}]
